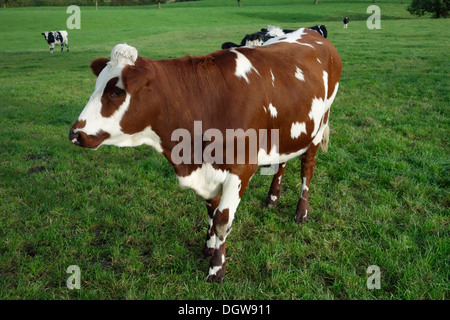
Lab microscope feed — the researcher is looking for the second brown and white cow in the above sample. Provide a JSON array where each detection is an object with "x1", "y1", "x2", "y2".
[{"x1": 69, "y1": 28, "x2": 342, "y2": 282}]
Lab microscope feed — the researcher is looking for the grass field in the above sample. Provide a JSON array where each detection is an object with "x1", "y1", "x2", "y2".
[{"x1": 0, "y1": 0, "x2": 448, "y2": 300}]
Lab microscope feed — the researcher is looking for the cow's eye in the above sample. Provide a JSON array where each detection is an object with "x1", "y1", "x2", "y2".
[{"x1": 110, "y1": 90, "x2": 124, "y2": 98}]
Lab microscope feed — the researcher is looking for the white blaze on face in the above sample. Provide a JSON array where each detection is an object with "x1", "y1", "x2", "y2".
[
  {"x1": 76, "y1": 65, "x2": 129, "y2": 136},
  {"x1": 76, "y1": 44, "x2": 138, "y2": 138},
  {"x1": 230, "y1": 49, "x2": 260, "y2": 83}
]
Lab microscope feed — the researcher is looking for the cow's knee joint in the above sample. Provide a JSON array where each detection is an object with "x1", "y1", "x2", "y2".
[{"x1": 214, "y1": 224, "x2": 232, "y2": 241}]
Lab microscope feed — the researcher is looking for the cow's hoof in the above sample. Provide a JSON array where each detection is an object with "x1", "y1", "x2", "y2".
[
  {"x1": 294, "y1": 212, "x2": 309, "y2": 223},
  {"x1": 262, "y1": 196, "x2": 278, "y2": 209},
  {"x1": 206, "y1": 274, "x2": 223, "y2": 283}
]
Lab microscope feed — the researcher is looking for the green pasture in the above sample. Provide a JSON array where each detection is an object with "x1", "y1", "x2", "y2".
[{"x1": 0, "y1": 0, "x2": 448, "y2": 299}]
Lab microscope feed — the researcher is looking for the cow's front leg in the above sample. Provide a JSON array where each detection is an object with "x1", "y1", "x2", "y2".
[
  {"x1": 262, "y1": 162, "x2": 287, "y2": 208},
  {"x1": 294, "y1": 144, "x2": 319, "y2": 223},
  {"x1": 206, "y1": 167, "x2": 255, "y2": 283},
  {"x1": 202, "y1": 195, "x2": 221, "y2": 258}
]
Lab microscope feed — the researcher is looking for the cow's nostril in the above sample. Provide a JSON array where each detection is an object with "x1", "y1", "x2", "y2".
[{"x1": 69, "y1": 131, "x2": 81, "y2": 145}]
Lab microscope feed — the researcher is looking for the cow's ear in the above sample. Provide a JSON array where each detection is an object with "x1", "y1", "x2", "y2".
[
  {"x1": 121, "y1": 57, "x2": 154, "y2": 93},
  {"x1": 90, "y1": 58, "x2": 109, "y2": 77}
]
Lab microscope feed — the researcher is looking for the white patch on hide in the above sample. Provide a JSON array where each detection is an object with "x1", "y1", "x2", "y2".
[
  {"x1": 258, "y1": 145, "x2": 308, "y2": 166},
  {"x1": 176, "y1": 163, "x2": 228, "y2": 200},
  {"x1": 268, "y1": 103, "x2": 278, "y2": 118},
  {"x1": 311, "y1": 82, "x2": 339, "y2": 146},
  {"x1": 295, "y1": 66, "x2": 305, "y2": 82},
  {"x1": 263, "y1": 28, "x2": 307, "y2": 46},
  {"x1": 230, "y1": 49, "x2": 260, "y2": 83},
  {"x1": 308, "y1": 71, "x2": 329, "y2": 138},
  {"x1": 270, "y1": 69, "x2": 275, "y2": 86},
  {"x1": 290, "y1": 122, "x2": 307, "y2": 139}
]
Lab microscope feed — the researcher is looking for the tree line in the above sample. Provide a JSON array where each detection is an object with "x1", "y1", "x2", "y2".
[
  {"x1": 1, "y1": 0, "x2": 447, "y2": 19},
  {"x1": 0, "y1": 0, "x2": 198, "y2": 7}
]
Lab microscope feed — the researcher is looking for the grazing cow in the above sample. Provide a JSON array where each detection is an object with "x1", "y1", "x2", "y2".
[
  {"x1": 343, "y1": 17, "x2": 350, "y2": 28},
  {"x1": 221, "y1": 25, "x2": 327, "y2": 49},
  {"x1": 41, "y1": 31, "x2": 69, "y2": 53},
  {"x1": 69, "y1": 28, "x2": 342, "y2": 282}
]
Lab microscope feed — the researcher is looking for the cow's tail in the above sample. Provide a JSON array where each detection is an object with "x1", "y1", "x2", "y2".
[{"x1": 319, "y1": 124, "x2": 330, "y2": 153}]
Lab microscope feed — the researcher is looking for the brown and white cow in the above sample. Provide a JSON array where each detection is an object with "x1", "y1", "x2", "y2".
[{"x1": 69, "y1": 28, "x2": 342, "y2": 282}]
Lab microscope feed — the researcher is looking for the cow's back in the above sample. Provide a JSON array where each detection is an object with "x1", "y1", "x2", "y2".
[
  {"x1": 165, "y1": 29, "x2": 341, "y2": 156},
  {"x1": 134, "y1": 29, "x2": 341, "y2": 160}
]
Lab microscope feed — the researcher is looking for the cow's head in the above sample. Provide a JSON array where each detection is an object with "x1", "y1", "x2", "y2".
[
  {"x1": 42, "y1": 32, "x2": 54, "y2": 44},
  {"x1": 69, "y1": 44, "x2": 162, "y2": 151}
]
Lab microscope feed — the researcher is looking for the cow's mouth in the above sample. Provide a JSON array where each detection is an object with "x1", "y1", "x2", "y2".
[{"x1": 69, "y1": 129, "x2": 110, "y2": 150}]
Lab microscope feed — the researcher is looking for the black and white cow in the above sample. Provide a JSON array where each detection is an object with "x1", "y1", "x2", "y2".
[
  {"x1": 221, "y1": 25, "x2": 327, "y2": 49},
  {"x1": 343, "y1": 17, "x2": 350, "y2": 28},
  {"x1": 41, "y1": 31, "x2": 69, "y2": 53}
]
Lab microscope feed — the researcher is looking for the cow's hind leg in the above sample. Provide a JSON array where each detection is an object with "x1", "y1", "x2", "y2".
[
  {"x1": 206, "y1": 165, "x2": 256, "y2": 283},
  {"x1": 262, "y1": 162, "x2": 287, "y2": 208},
  {"x1": 61, "y1": 43, "x2": 64, "y2": 52},
  {"x1": 65, "y1": 42, "x2": 69, "y2": 52},
  {"x1": 202, "y1": 195, "x2": 221, "y2": 258},
  {"x1": 294, "y1": 144, "x2": 320, "y2": 223}
]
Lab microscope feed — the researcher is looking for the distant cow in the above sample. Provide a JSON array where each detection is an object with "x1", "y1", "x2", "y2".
[
  {"x1": 221, "y1": 25, "x2": 327, "y2": 49},
  {"x1": 41, "y1": 31, "x2": 69, "y2": 53},
  {"x1": 69, "y1": 28, "x2": 342, "y2": 282},
  {"x1": 343, "y1": 17, "x2": 349, "y2": 28}
]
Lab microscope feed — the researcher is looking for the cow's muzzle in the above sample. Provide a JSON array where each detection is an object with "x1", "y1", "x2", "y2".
[
  {"x1": 69, "y1": 128, "x2": 110, "y2": 149},
  {"x1": 69, "y1": 130, "x2": 81, "y2": 146}
]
